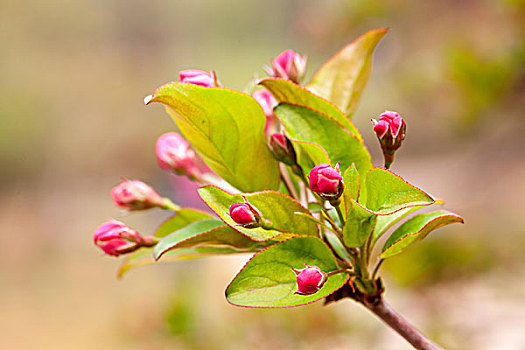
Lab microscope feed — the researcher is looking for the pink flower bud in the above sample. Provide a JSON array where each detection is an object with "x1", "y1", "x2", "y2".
[
  {"x1": 93, "y1": 220, "x2": 142, "y2": 257},
  {"x1": 372, "y1": 111, "x2": 404, "y2": 139},
  {"x1": 292, "y1": 264, "x2": 327, "y2": 295},
  {"x1": 252, "y1": 89, "x2": 281, "y2": 137},
  {"x1": 265, "y1": 49, "x2": 307, "y2": 84},
  {"x1": 308, "y1": 163, "x2": 344, "y2": 201},
  {"x1": 229, "y1": 202, "x2": 262, "y2": 228},
  {"x1": 179, "y1": 69, "x2": 220, "y2": 87},
  {"x1": 110, "y1": 179, "x2": 165, "y2": 211},
  {"x1": 156, "y1": 132, "x2": 198, "y2": 177},
  {"x1": 371, "y1": 111, "x2": 406, "y2": 168},
  {"x1": 268, "y1": 133, "x2": 297, "y2": 166},
  {"x1": 252, "y1": 89, "x2": 277, "y2": 118},
  {"x1": 372, "y1": 119, "x2": 389, "y2": 139}
]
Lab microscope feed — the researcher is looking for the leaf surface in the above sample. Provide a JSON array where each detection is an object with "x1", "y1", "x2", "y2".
[
  {"x1": 155, "y1": 208, "x2": 214, "y2": 238},
  {"x1": 146, "y1": 83, "x2": 280, "y2": 192},
  {"x1": 226, "y1": 236, "x2": 348, "y2": 307},
  {"x1": 154, "y1": 219, "x2": 225, "y2": 260},
  {"x1": 198, "y1": 186, "x2": 319, "y2": 241},
  {"x1": 259, "y1": 78, "x2": 360, "y2": 139},
  {"x1": 342, "y1": 200, "x2": 377, "y2": 247},
  {"x1": 274, "y1": 104, "x2": 372, "y2": 184},
  {"x1": 307, "y1": 28, "x2": 388, "y2": 116},
  {"x1": 365, "y1": 168, "x2": 434, "y2": 215},
  {"x1": 380, "y1": 211, "x2": 464, "y2": 259},
  {"x1": 118, "y1": 246, "x2": 251, "y2": 278}
]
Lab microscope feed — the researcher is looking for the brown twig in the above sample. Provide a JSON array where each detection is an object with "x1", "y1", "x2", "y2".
[{"x1": 362, "y1": 297, "x2": 443, "y2": 350}]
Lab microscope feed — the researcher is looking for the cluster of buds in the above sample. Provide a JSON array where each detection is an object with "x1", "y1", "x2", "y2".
[
  {"x1": 372, "y1": 111, "x2": 406, "y2": 169},
  {"x1": 94, "y1": 219, "x2": 157, "y2": 257},
  {"x1": 179, "y1": 69, "x2": 221, "y2": 88},
  {"x1": 156, "y1": 132, "x2": 201, "y2": 179},
  {"x1": 292, "y1": 264, "x2": 328, "y2": 295},
  {"x1": 308, "y1": 163, "x2": 344, "y2": 204},
  {"x1": 264, "y1": 49, "x2": 307, "y2": 84},
  {"x1": 110, "y1": 179, "x2": 174, "y2": 211}
]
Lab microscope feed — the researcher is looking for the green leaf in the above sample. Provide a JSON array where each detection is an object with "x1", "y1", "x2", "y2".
[
  {"x1": 307, "y1": 28, "x2": 388, "y2": 116},
  {"x1": 155, "y1": 208, "x2": 214, "y2": 238},
  {"x1": 259, "y1": 78, "x2": 361, "y2": 140},
  {"x1": 291, "y1": 140, "x2": 332, "y2": 176},
  {"x1": 226, "y1": 236, "x2": 349, "y2": 308},
  {"x1": 118, "y1": 246, "x2": 249, "y2": 278},
  {"x1": 380, "y1": 210, "x2": 464, "y2": 259},
  {"x1": 371, "y1": 200, "x2": 444, "y2": 247},
  {"x1": 340, "y1": 163, "x2": 360, "y2": 216},
  {"x1": 146, "y1": 83, "x2": 280, "y2": 192},
  {"x1": 274, "y1": 103, "x2": 372, "y2": 183},
  {"x1": 324, "y1": 230, "x2": 353, "y2": 263},
  {"x1": 198, "y1": 186, "x2": 319, "y2": 241},
  {"x1": 342, "y1": 200, "x2": 377, "y2": 247},
  {"x1": 118, "y1": 208, "x2": 214, "y2": 276},
  {"x1": 307, "y1": 202, "x2": 324, "y2": 213},
  {"x1": 154, "y1": 223, "x2": 266, "y2": 260},
  {"x1": 365, "y1": 168, "x2": 434, "y2": 215},
  {"x1": 154, "y1": 219, "x2": 225, "y2": 260}
]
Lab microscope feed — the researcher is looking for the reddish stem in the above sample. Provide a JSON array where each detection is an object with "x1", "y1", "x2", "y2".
[{"x1": 363, "y1": 297, "x2": 443, "y2": 350}]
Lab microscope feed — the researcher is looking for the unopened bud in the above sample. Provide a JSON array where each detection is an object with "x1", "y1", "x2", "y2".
[
  {"x1": 292, "y1": 264, "x2": 327, "y2": 295},
  {"x1": 110, "y1": 179, "x2": 166, "y2": 211},
  {"x1": 252, "y1": 89, "x2": 277, "y2": 118},
  {"x1": 229, "y1": 202, "x2": 262, "y2": 228},
  {"x1": 93, "y1": 219, "x2": 157, "y2": 257},
  {"x1": 308, "y1": 163, "x2": 344, "y2": 202},
  {"x1": 252, "y1": 89, "x2": 280, "y2": 136},
  {"x1": 179, "y1": 69, "x2": 220, "y2": 87},
  {"x1": 268, "y1": 133, "x2": 297, "y2": 166},
  {"x1": 371, "y1": 111, "x2": 406, "y2": 169},
  {"x1": 264, "y1": 49, "x2": 307, "y2": 84},
  {"x1": 156, "y1": 132, "x2": 199, "y2": 178}
]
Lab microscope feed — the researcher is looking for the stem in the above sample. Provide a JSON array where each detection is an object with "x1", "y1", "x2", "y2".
[
  {"x1": 363, "y1": 230, "x2": 374, "y2": 266},
  {"x1": 280, "y1": 173, "x2": 298, "y2": 200},
  {"x1": 383, "y1": 152, "x2": 394, "y2": 169},
  {"x1": 321, "y1": 210, "x2": 342, "y2": 236},
  {"x1": 162, "y1": 199, "x2": 181, "y2": 211},
  {"x1": 372, "y1": 259, "x2": 384, "y2": 279},
  {"x1": 334, "y1": 203, "x2": 346, "y2": 226},
  {"x1": 362, "y1": 297, "x2": 443, "y2": 350}
]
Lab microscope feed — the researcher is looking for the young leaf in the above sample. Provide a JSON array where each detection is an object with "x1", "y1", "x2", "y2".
[
  {"x1": 371, "y1": 200, "x2": 444, "y2": 247},
  {"x1": 146, "y1": 83, "x2": 280, "y2": 192},
  {"x1": 226, "y1": 236, "x2": 349, "y2": 308},
  {"x1": 340, "y1": 163, "x2": 360, "y2": 216},
  {"x1": 342, "y1": 200, "x2": 377, "y2": 247},
  {"x1": 307, "y1": 28, "x2": 388, "y2": 116},
  {"x1": 274, "y1": 103, "x2": 372, "y2": 183},
  {"x1": 155, "y1": 208, "x2": 214, "y2": 238},
  {"x1": 198, "y1": 186, "x2": 319, "y2": 241},
  {"x1": 259, "y1": 78, "x2": 361, "y2": 140},
  {"x1": 380, "y1": 210, "x2": 464, "y2": 259},
  {"x1": 118, "y1": 246, "x2": 250, "y2": 278},
  {"x1": 154, "y1": 219, "x2": 225, "y2": 260},
  {"x1": 172, "y1": 225, "x2": 267, "y2": 250},
  {"x1": 118, "y1": 208, "x2": 215, "y2": 276},
  {"x1": 291, "y1": 140, "x2": 332, "y2": 175},
  {"x1": 365, "y1": 168, "x2": 434, "y2": 215},
  {"x1": 154, "y1": 223, "x2": 266, "y2": 260}
]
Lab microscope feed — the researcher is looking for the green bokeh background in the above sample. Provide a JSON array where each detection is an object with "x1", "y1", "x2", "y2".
[{"x1": 1, "y1": 1, "x2": 524, "y2": 349}]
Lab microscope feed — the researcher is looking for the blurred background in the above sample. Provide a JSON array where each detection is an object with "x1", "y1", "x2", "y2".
[{"x1": 1, "y1": 0, "x2": 524, "y2": 349}]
